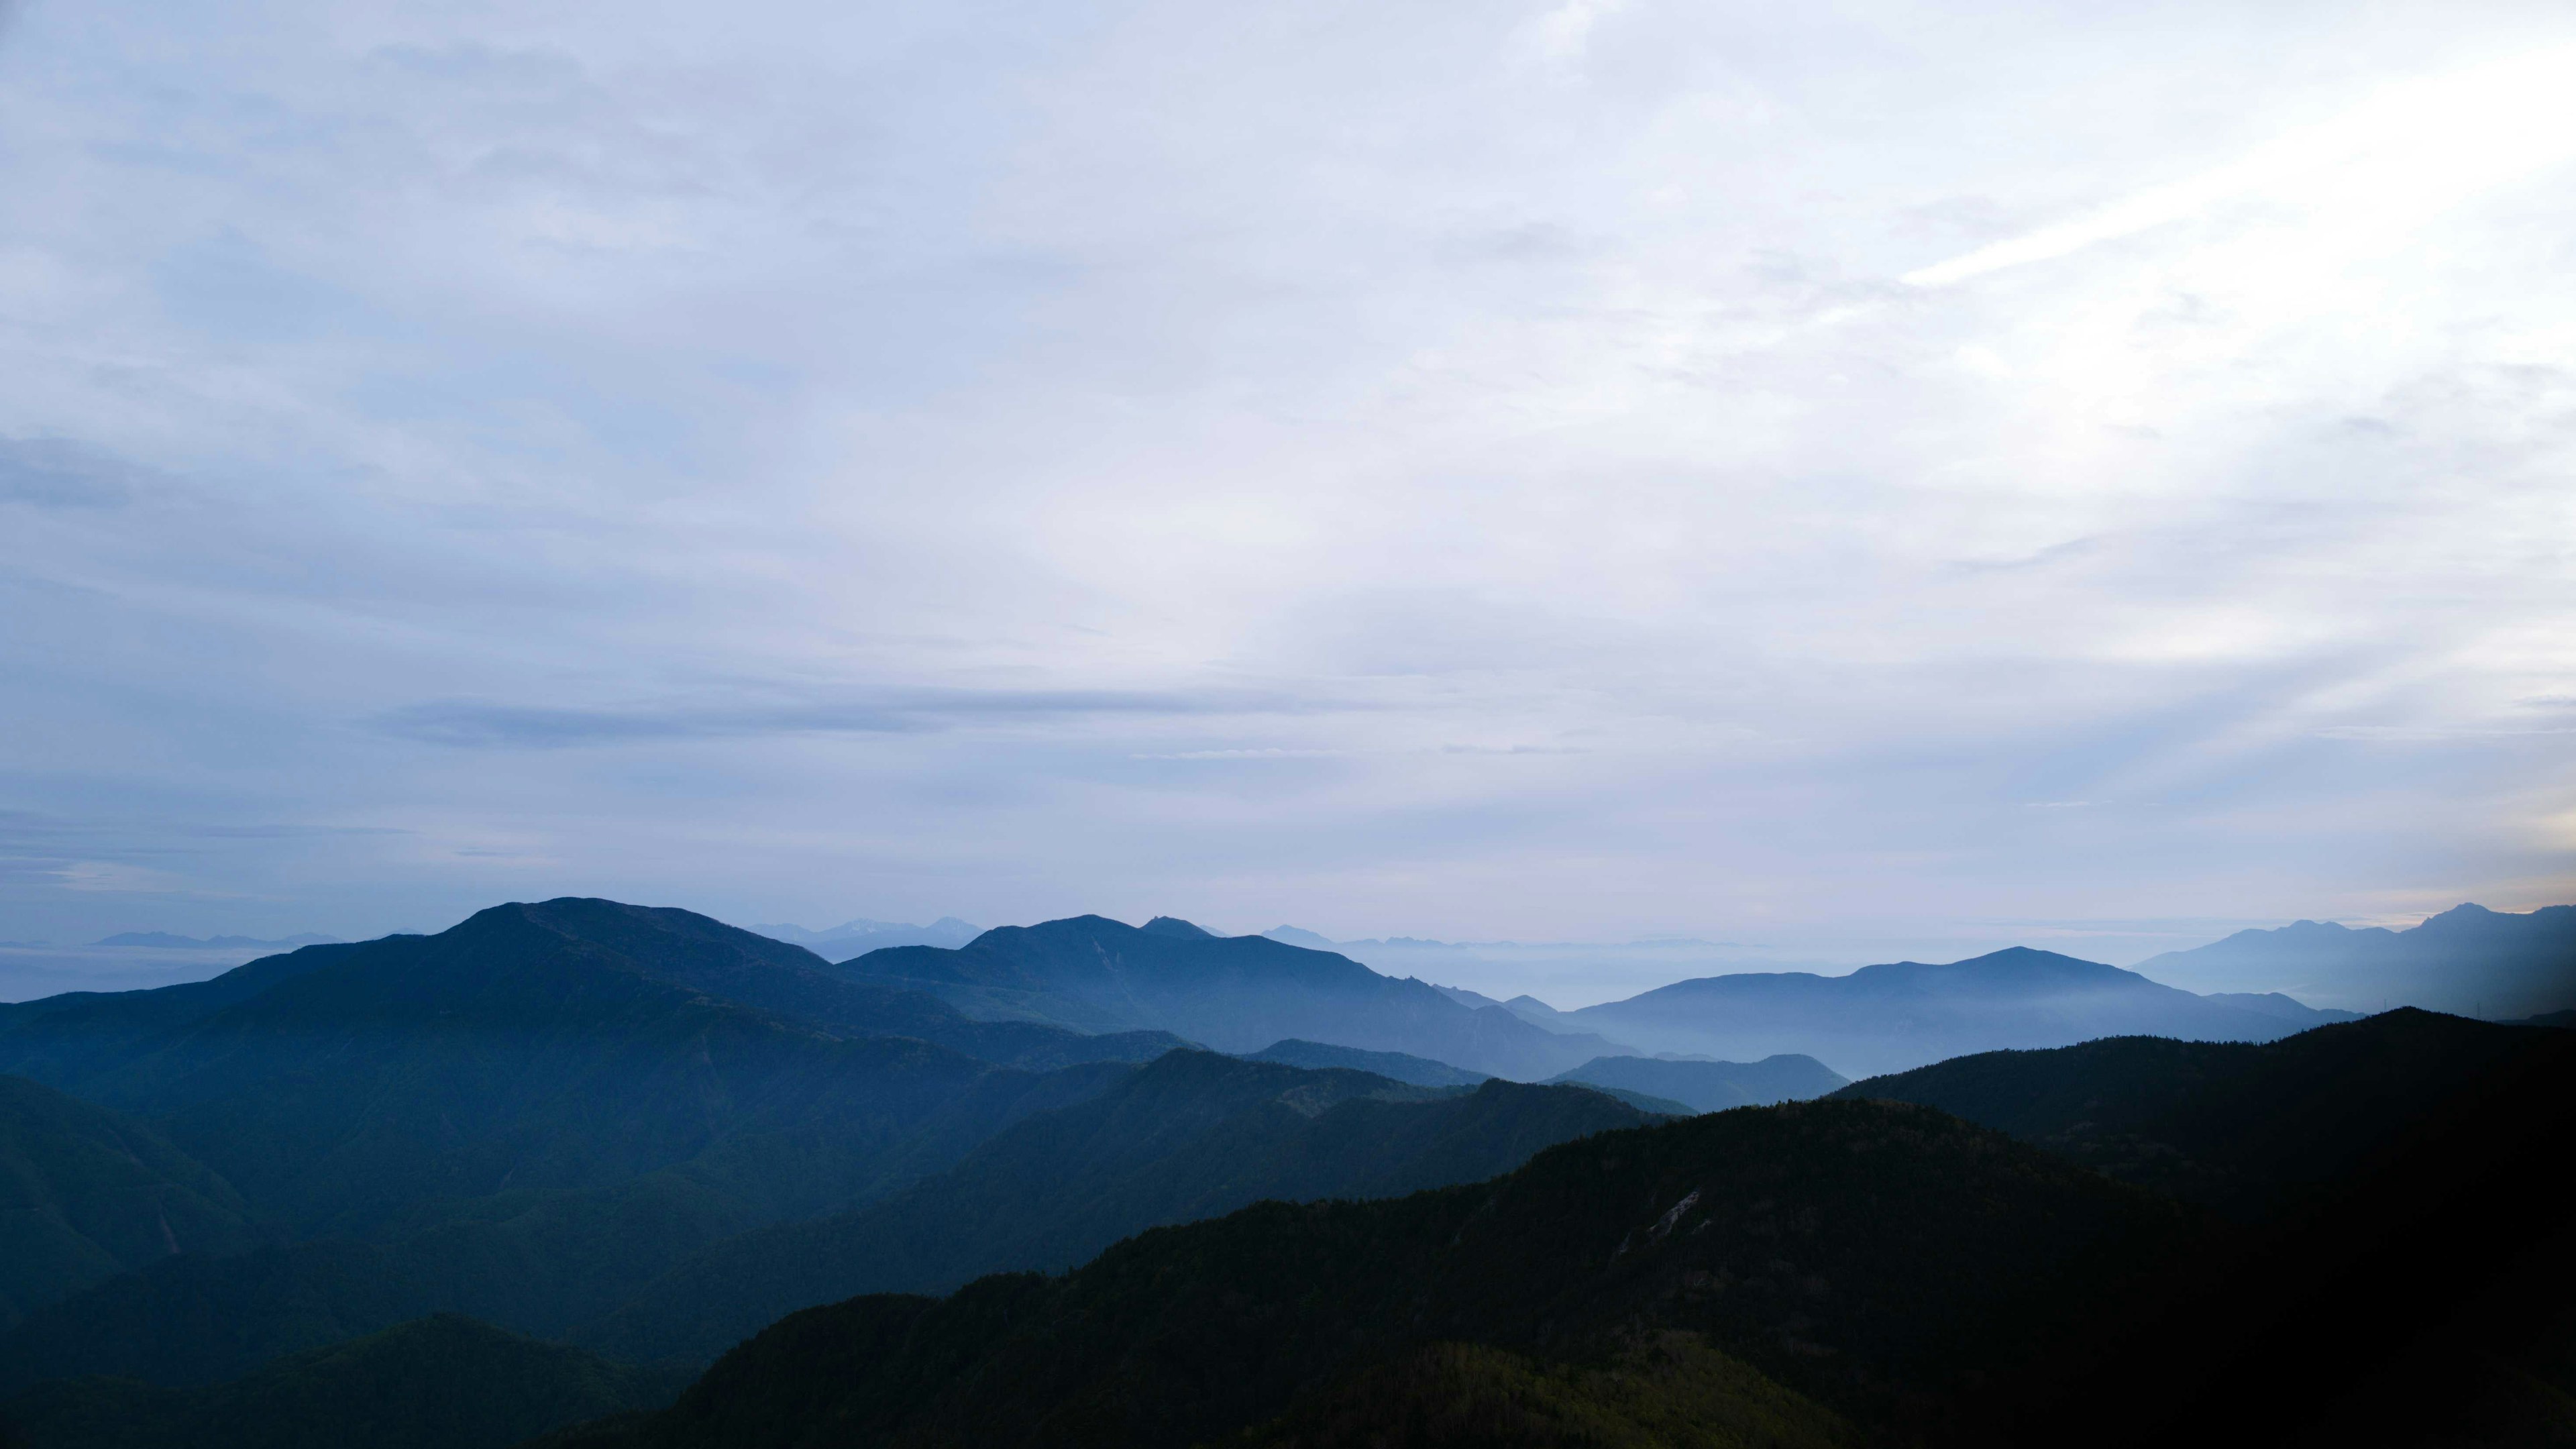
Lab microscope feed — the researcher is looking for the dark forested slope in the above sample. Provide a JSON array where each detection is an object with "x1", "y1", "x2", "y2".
[
  {"x1": 0, "y1": 1074, "x2": 264, "y2": 1330},
  {"x1": 578, "y1": 1051, "x2": 1656, "y2": 1364},
  {"x1": 542, "y1": 1098, "x2": 2193, "y2": 1449},
  {"x1": 1544, "y1": 1054, "x2": 1846, "y2": 1111},
  {"x1": 553, "y1": 1010, "x2": 2576, "y2": 1449},
  {"x1": 0, "y1": 1313, "x2": 682, "y2": 1449},
  {"x1": 0, "y1": 902, "x2": 1175, "y2": 1390}
]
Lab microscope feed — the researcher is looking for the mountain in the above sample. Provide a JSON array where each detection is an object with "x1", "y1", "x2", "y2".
[
  {"x1": 529, "y1": 1097, "x2": 2192, "y2": 1449},
  {"x1": 2133, "y1": 902, "x2": 2576, "y2": 1017},
  {"x1": 0, "y1": 1074, "x2": 265, "y2": 1330},
  {"x1": 1827, "y1": 1010, "x2": 2576, "y2": 1444},
  {"x1": 0, "y1": 1313, "x2": 683, "y2": 1449},
  {"x1": 745, "y1": 917, "x2": 980, "y2": 956},
  {"x1": 41, "y1": 901, "x2": 1179, "y2": 1234},
  {"x1": 1258, "y1": 925, "x2": 1341, "y2": 950},
  {"x1": 1244, "y1": 1038, "x2": 1488, "y2": 1086},
  {"x1": 833, "y1": 914, "x2": 1631, "y2": 1079},
  {"x1": 0, "y1": 901, "x2": 1186, "y2": 1389},
  {"x1": 91, "y1": 932, "x2": 339, "y2": 950},
  {"x1": 1544, "y1": 1054, "x2": 1847, "y2": 1111},
  {"x1": 536, "y1": 1010, "x2": 2576, "y2": 1449},
  {"x1": 1566, "y1": 946, "x2": 2351, "y2": 1076},
  {"x1": 574, "y1": 1051, "x2": 1656, "y2": 1365},
  {"x1": 1830, "y1": 1007, "x2": 2573, "y2": 1214}
]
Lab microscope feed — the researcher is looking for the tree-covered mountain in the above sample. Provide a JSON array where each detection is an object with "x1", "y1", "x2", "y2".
[
  {"x1": 0, "y1": 902, "x2": 1187, "y2": 1389},
  {"x1": 1244, "y1": 1038, "x2": 1489, "y2": 1086},
  {"x1": 1544, "y1": 1054, "x2": 1847, "y2": 1112},
  {"x1": 2133, "y1": 902, "x2": 2576, "y2": 1018},
  {"x1": 0, "y1": 901, "x2": 1179, "y2": 1238},
  {"x1": 1829, "y1": 1006, "x2": 2572, "y2": 1214},
  {"x1": 1564, "y1": 946, "x2": 2351, "y2": 1076},
  {"x1": 529, "y1": 1097, "x2": 2194, "y2": 1449},
  {"x1": 831, "y1": 915, "x2": 1631, "y2": 1079},
  {"x1": 544, "y1": 1009, "x2": 2576, "y2": 1448},
  {"x1": 576, "y1": 1051, "x2": 1656, "y2": 1365},
  {"x1": 0, "y1": 1074, "x2": 265, "y2": 1330},
  {"x1": 0, "y1": 1313, "x2": 682, "y2": 1449},
  {"x1": 1831, "y1": 1009, "x2": 2576, "y2": 1444}
]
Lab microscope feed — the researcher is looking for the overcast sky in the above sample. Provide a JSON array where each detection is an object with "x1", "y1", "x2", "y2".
[{"x1": 3, "y1": 0, "x2": 2573, "y2": 984}]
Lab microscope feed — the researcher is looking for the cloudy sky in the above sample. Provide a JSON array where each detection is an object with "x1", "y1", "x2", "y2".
[{"x1": 3, "y1": 0, "x2": 2573, "y2": 989}]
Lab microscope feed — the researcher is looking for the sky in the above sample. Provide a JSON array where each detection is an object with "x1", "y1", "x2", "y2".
[{"x1": 3, "y1": 0, "x2": 2575, "y2": 995}]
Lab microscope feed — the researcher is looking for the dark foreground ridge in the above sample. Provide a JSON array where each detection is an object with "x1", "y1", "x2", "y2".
[
  {"x1": 0, "y1": 1313, "x2": 682, "y2": 1449},
  {"x1": 575, "y1": 1051, "x2": 1658, "y2": 1365},
  {"x1": 534, "y1": 1010, "x2": 2576, "y2": 1449}
]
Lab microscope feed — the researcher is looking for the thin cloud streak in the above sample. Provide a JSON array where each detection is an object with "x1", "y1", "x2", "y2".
[{"x1": 1904, "y1": 42, "x2": 2576, "y2": 286}]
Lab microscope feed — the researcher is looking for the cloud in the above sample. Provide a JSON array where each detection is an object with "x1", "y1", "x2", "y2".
[
  {"x1": 0, "y1": 0, "x2": 2570, "y2": 953},
  {"x1": 374, "y1": 688, "x2": 1334, "y2": 749},
  {"x1": 0, "y1": 437, "x2": 138, "y2": 507},
  {"x1": 1904, "y1": 42, "x2": 2576, "y2": 287}
]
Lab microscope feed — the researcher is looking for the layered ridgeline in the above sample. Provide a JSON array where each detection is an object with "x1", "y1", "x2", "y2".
[
  {"x1": 1244, "y1": 1040, "x2": 1851, "y2": 1112},
  {"x1": 0, "y1": 901, "x2": 1187, "y2": 1389},
  {"x1": 534, "y1": 1010, "x2": 2576, "y2": 1449},
  {"x1": 1552, "y1": 947, "x2": 2357, "y2": 1077},
  {"x1": 828, "y1": 915, "x2": 1633, "y2": 1080},
  {"x1": 0, "y1": 904, "x2": 1668, "y2": 1398},
  {"x1": 576, "y1": 1051, "x2": 1660, "y2": 1364},
  {"x1": 1546, "y1": 1054, "x2": 1849, "y2": 1112},
  {"x1": 0, "y1": 1073, "x2": 266, "y2": 1329},
  {"x1": 2134, "y1": 902, "x2": 2576, "y2": 1018},
  {"x1": 0, "y1": 1313, "x2": 682, "y2": 1449}
]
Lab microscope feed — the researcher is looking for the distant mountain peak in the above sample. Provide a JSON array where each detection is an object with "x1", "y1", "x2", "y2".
[
  {"x1": 1261, "y1": 925, "x2": 1340, "y2": 950},
  {"x1": 1141, "y1": 916, "x2": 1218, "y2": 939}
]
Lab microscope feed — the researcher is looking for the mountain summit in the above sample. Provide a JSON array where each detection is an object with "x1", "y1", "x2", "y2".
[{"x1": 833, "y1": 915, "x2": 1628, "y2": 1079}]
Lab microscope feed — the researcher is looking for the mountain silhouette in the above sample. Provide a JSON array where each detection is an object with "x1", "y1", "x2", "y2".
[
  {"x1": 575, "y1": 1051, "x2": 1658, "y2": 1365},
  {"x1": 835, "y1": 914, "x2": 1629, "y2": 1079},
  {"x1": 529, "y1": 1095, "x2": 2189, "y2": 1449},
  {"x1": 1565, "y1": 946, "x2": 2350, "y2": 1075},
  {"x1": 534, "y1": 1010, "x2": 2576, "y2": 1449},
  {"x1": 0, "y1": 902, "x2": 1189, "y2": 1389},
  {"x1": 2134, "y1": 902, "x2": 2576, "y2": 1017},
  {"x1": 1244, "y1": 1038, "x2": 1489, "y2": 1086},
  {"x1": 1544, "y1": 1053, "x2": 1847, "y2": 1111}
]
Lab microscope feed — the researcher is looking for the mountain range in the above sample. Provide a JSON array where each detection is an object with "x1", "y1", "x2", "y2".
[
  {"x1": 2134, "y1": 902, "x2": 2576, "y2": 1017},
  {"x1": 519, "y1": 1008, "x2": 2576, "y2": 1449},
  {"x1": 0, "y1": 896, "x2": 2568, "y2": 1448},
  {"x1": 742, "y1": 916, "x2": 982, "y2": 957},
  {"x1": 828, "y1": 914, "x2": 1634, "y2": 1079},
  {"x1": 1546, "y1": 945, "x2": 2359, "y2": 1076}
]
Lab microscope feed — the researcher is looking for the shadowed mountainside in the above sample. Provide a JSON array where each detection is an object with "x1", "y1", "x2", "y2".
[
  {"x1": 540, "y1": 1010, "x2": 2576, "y2": 1449},
  {"x1": 0, "y1": 1074, "x2": 266, "y2": 1330},
  {"x1": 576, "y1": 1050, "x2": 1658, "y2": 1366},
  {"x1": 0, "y1": 1313, "x2": 683, "y2": 1449},
  {"x1": 0, "y1": 902, "x2": 1185, "y2": 1390},
  {"x1": 832, "y1": 915, "x2": 1631, "y2": 1079},
  {"x1": 528, "y1": 1097, "x2": 2193, "y2": 1449}
]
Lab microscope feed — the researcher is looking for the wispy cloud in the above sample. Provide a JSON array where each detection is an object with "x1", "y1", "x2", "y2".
[{"x1": 1905, "y1": 43, "x2": 2576, "y2": 286}]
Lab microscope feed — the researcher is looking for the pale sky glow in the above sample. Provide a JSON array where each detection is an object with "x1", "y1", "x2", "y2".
[{"x1": 2, "y1": 1, "x2": 2573, "y2": 989}]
